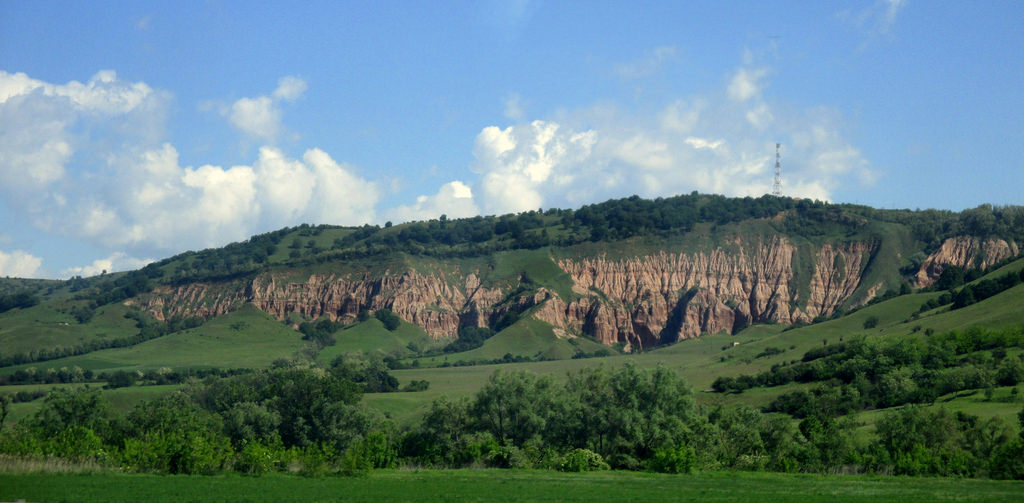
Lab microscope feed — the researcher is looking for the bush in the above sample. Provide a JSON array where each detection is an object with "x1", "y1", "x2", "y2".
[
  {"x1": 235, "y1": 441, "x2": 279, "y2": 476},
  {"x1": 374, "y1": 309, "x2": 402, "y2": 331},
  {"x1": 649, "y1": 443, "x2": 697, "y2": 473},
  {"x1": 863, "y1": 316, "x2": 880, "y2": 329},
  {"x1": 558, "y1": 448, "x2": 609, "y2": 472},
  {"x1": 402, "y1": 380, "x2": 430, "y2": 392}
]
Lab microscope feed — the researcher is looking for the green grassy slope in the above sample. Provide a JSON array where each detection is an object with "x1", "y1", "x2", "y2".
[
  {"x1": 315, "y1": 318, "x2": 439, "y2": 364},
  {"x1": 0, "y1": 305, "x2": 307, "y2": 374},
  {"x1": 0, "y1": 302, "x2": 139, "y2": 355}
]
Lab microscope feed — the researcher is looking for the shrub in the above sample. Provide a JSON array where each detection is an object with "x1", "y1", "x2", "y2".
[
  {"x1": 235, "y1": 441, "x2": 279, "y2": 476},
  {"x1": 649, "y1": 443, "x2": 697, "y2": 473},
  {"x1": 375, "y1": 309, "x2": 402, "y2": 331},
  {"x1": 558, "y1": 448, "x2": 609, "y2": 472},
  {"x1": 863, "y1": 316, "x2": 880, "y2": 329}
]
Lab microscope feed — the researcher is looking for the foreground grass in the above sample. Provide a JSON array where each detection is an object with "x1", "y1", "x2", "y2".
[{"x1": 1, "y1": 469, "x2": 1022, "y2": 503}]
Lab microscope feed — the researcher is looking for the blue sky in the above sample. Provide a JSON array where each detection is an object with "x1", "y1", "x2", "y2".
[{"x1": 0, "y1": 1, "x2": 1021, "y2": 278}]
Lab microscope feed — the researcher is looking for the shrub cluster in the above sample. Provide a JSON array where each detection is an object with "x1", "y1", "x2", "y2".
[{"x1": 713, "y1": 326, "x2": 1024, "y2": 414}]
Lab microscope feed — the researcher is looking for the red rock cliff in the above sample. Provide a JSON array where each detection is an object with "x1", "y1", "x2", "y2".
[{"x1": 133, "y1": 236, "x2": 892, "y2": 349}]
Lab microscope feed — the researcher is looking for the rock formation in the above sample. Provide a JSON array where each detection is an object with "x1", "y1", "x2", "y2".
[
  {"x1": 131, "y1": 232, "x2": 913, "y2": 350},
  {"x1": 915, "y1": 237, "x2": 1019, "y2": 287}
]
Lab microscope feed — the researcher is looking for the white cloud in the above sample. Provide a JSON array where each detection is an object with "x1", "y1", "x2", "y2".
[
  {"x1": 684, "y1": 137, "x2": 724, "y2": 151},
  {"x1": 0, "y1": 70, "x2": 162, "y2": 194},
  {"x1": 386, "y1": 180, "x2": 480, "y2": 223},
  {"x1": 0, "y1": 70, "x2": 383, "y2": 270},
  {"x1": 85, "y1": 143, "x2": 379, "y2": 252},
  {"x1": 727, "y1": 67, "x2": 768, "y2": 102},
  {"x1": 272, "y1": 76, "x2": 307, "y2": 101},
  {"x1": 301, "y1": 147, "x2": 379, "y2": 224},
  {"x1": 467, "y1": 60, "x2": 872, "y2": 208},
  {"x1": 61, "y1": 252, "x2": 152, "y2": 278},
  {"x1": 0, "y1": 249, "x2": 43, "y2": 278},
  {"x1": 227, "y1": 76, "x2": 306, "y2": 141},
  {"x1": 472, "y1": 120, "x2": 597, "y2": 214},
  {"x1": 230, "y1": 96, "x2": 281, "y2": 140}
]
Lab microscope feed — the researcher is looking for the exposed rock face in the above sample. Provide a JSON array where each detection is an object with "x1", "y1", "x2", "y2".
[
  {"x1": 915, "y1": 237, "x2": 1019, "y2": 287},
  {"x1": 133, "y1": 235, "x2": 901, "y2": 350},
  {"x1": 137, "y1": 270, "x2": 503, "y2": 339},
  {"x1": 539, "y1": 237, "x2": 875, "y2": 350}
]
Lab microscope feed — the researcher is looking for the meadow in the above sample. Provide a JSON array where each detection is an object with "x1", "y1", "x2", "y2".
[{"x1": 1, "y1": 469, "x2": 1022, "y2": 503}]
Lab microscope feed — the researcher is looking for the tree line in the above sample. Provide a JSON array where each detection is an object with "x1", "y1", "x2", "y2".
[{"x1": 1, "y1": 360, "x2": 1022, "y2": 478}]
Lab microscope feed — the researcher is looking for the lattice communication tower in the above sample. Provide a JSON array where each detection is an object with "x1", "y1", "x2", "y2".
[{"x1": 772, "y1": 143, "x2": 782, "y2": 196}]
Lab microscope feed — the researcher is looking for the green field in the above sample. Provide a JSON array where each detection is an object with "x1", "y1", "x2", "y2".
[{"x1": 1, "y1": 470, "x2": 1022, "y2": 503}]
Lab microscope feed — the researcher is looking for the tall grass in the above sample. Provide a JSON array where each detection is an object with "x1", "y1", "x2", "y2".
[{"x1": 0, "y1": 454, "x2": 107, "y2": 474}]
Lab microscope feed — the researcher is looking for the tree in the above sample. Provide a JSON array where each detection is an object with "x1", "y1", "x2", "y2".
[
  {"x1": 29, "y1": 389, "x2": 113, "y2": 440},
  {"x1": 953, "y1": 285, "x2": 976, "y2": 309},
  {"x1": 935, "y1": 266, "x2": 965, "y2": 291},
  {"x1": 0, "y1": 395, "x2": 10, "y2": 431},
  {"x1": 471, "y1": 370, "x2": 556, "y2": 447},
  {"x1": 374, "y1": 309, "x2": 402, "y2": 331}
]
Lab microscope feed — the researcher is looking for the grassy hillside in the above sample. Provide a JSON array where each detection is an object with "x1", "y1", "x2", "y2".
[
  {"x1": 316, "y1": 318, "x2": 439, "y2": 364},
  {"x1": 0, "y1": 305, "x2": 307, "y2": 374},
  {"x1": 0, "y1": 302, "x2": 139, "y2": 356}
]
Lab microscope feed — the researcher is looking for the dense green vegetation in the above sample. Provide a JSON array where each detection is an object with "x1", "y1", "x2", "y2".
[
  {"x1": 0, "y1": 291, "x2": 39, "y2": 315},
  {"x1": 2, "y1": 360, "x2": 1023, "y2": 479},
  {"x1": 712, "y1": 326, "x2": 1024, "y2": 412}
]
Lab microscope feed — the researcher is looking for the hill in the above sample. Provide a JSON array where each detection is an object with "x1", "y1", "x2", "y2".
[{"x1": 1, "y1": 194, "x2": 1022, "y2": 370}]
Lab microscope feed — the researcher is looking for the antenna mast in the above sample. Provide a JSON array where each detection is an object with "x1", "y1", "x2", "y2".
[{"x1": 772, "y1": 142, "x2": 782, "y2": 196}]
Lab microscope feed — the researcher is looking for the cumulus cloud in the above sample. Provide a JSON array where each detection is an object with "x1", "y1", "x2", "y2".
[
  {"x1": 0, "y1": 249, "x2": 43, "y2": 278},
  {"x1": 386, "y1": 180, "x2": 480, "y2": 223},
  {"x1": 82, "y1": 143, "x2": 379, "y2": 252},
  {"x1": 467, "y1": 60, "x2": 872, "y2": 209},
  {"x1": 0, "y1": 70, "x2": 162, "y2": 194},
  {"x1": 472, "y1": 120, "x2": 598, "y2": 214},
  {"x1": 0, "y1": 71, "x2": 378, "y2": 267},
  {"x1": 61, "y1": 252, "x2": 152, "y2": 278},
  {"x1": 227, "y1": 76, "x2": 306, "y2": 141}
]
